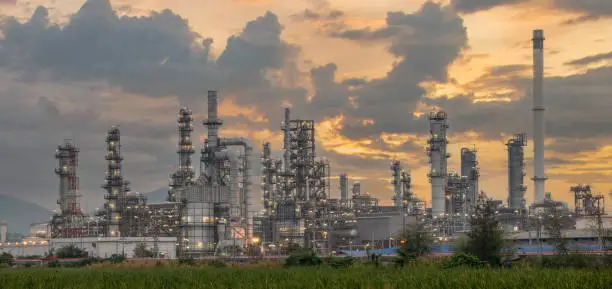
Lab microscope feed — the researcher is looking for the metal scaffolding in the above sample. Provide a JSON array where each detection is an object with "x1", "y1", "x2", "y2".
[
  {"x1": 50, "y1": 140, "x2": 84, "y2": 238},
  {"x1": 102, "y1": 126, "x2": 130, "y2": 237},
  {"x1": 570, "y1": 185, "x2": 605, "y2": 216},
  {"x1": 169, "y1": 107, "x2": 195, "y2": 202},
  {"x1": 460, "y1": 147, "x2": 479, "y2": 212}
]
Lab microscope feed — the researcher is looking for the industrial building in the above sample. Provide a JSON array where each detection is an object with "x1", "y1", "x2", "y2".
[{"x1": 0, "y1": 29, "x2": 610, "y2": 260}]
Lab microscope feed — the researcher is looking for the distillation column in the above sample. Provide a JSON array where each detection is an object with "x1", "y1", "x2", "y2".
[
  {"x1": 339, "y1": 173, "x2": 348, "y2": 207},
  {"x1": 460, "y1": 148, "x2": 479, "y2": 209},
  {"x1": 391, "y1": 161, "x2": 403, "y2": 208},
  {"x1": 428, "y1": 111, "x2": 449, "y2": 216},
  {"x1": 55, "y1": 140, "x2": 81, "y2": 217},
  {"x1": 262, "y1": 143, "x2": 276, "y2": 215},
  {"x1": 102, "y1": 126, "x2": 129, "y2": 237},
  {"x1": 169, "y1": 107, "x2": 195, "y2": 202},
  {"x1": 532, "y1": 29, "x2": 547, "y2": 203},
  {"x1": 507, "y1": 133, "x2": 527, "y2": 210}
]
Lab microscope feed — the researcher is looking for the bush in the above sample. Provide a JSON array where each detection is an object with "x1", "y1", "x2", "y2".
[
  {"x1": 208, "y1": 260, "x2": 228, "y2": 268},
  {"x1": 324, "y1": 257, "x2": 356, "y2": 268},
  {"x1": 284, "y1": 249, "x2": 322, "y2": 268},
  {"x1": 524, "y1": 254, "x2": 612, "y2": 269},
  {"x1": 47, "y1": 260, "x2": 60, "y2": 268},
  {"x1": 178, "y1": 256, "x2": 196, "y2": 266},
  {"x1": 0, "y1": 253, "x2": 13, "y2": 264},
  {"x1": 55, "y1": 244, "x2": 88, "y2": 258},
  {"x1": 441, "y1": 252, "x2": 488, "y2": 269}
]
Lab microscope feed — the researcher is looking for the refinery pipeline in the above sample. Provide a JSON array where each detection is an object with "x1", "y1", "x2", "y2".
[{"x1": 1, "y1": 30, "x2": 611, "y2": 259}]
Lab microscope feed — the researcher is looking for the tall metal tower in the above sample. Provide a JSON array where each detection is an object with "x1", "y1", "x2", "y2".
[
  {"x1": 460, "y1": 147, "x2": 479, "y2": 209},
  {"x1": 169, "y1": 107, "x2": 195, "y2": 201},
  {"x1": 339, "y1": 173, "x2": 348, "y2": 207},
  {"x1": 427, "y1": 111, "x2": 449, "y2": 216},
  {"x1": 352, "y1": 182, "x2": 361, "y2": 198},
  {"x1": 102, "y1": 126, "x2": 130, "y2": 237},
  {"x1": 532, "y1": 29, "x2": 547, "y2": 203},
  {"x1": 262, "y1": 142, "x2": 278, "y2": 216},
  {"x1": 391, "y1": 160, "x2": 403, "y2": 208},
  {"x1": 55, "y1": 140, "x2": 81, "y2": 217},
  {"x1": 507, "y1": 133, "x2": 527, "y2": 210},
  {"x1": 400, "y1": 170, "x2": 413, "y2": 206}
]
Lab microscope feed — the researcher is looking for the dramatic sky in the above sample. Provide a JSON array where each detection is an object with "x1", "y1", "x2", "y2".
[{"x1": 1, "y1": 0, "x2": 612, "y2": 213}]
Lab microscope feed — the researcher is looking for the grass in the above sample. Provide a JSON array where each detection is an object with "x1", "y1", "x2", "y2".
[{"x1": 0, "y1": 266, "x2": 610, "y2": 289}]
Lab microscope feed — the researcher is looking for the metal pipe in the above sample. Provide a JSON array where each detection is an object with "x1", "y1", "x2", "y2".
[
  {"x1": 532, "y1": 30, "x2": 547, "y2": 204},
  {"x1": 220, "y1": 137, "x2": 253, "y2": 241}
]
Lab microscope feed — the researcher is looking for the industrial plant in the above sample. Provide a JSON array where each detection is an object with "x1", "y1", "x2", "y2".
[{"x1": 1, "y1": 30, "x2": 610, "y2": 259}]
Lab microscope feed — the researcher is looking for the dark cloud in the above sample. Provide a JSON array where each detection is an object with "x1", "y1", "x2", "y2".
[
  {"x1": 316, "y1": 2, "x2": 468, "y2": 138},
  {"x1": 0, "y1": 0, "x2": 304, "y2": 111},
  {"x1": 565, "y1": 51, "x2": 612, "y2": 66},
  {"x1": 0, "y1": 0, "x2": 305, "y2": 209},
  {"x1": 555, "y1": 0, "x2": 612, "y2": 24},
  {"x1": 294, "y1": 8, "x2": 345, "y2": 21},
  {"x1": 427, "y1": 65, "x2": 612, "y2": 146},
  {"x1": 450, "y1": 0, "x2": 526, "y2": 13}
]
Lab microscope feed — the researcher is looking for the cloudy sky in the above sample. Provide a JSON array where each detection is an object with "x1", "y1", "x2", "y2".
[{"x1": 1, "y1": 0, "x2": 611, "y2": 213}]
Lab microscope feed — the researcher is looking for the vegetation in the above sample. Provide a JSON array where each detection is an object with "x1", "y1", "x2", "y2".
[
  {"x1": 284, "y1": 248, "x2": 322, "y2": 268},
  {"x1": 0, "y1": 253, "x2": 13, "y2": 265},
  {"x1": 394, "y1": 222, "x2": 433, "y2": 267},
  {"x1": 543, "y1": 207, "x2": 570, "y2": 255},
  {"x1": 54, "y1": 244, "x2": 88, "y2": 258},
  {"x1": 458, "y1": 196, "x2": 505, "y2": 266},
  {"x1": 133, "y1": 243, "x2": 155, "y2": 258},
  {"x1": 0, "y1": 266, "x2": 610, "y2": 289},
  {"x1": 441, "y1": 252, "x2": 487, "y2": 269}
]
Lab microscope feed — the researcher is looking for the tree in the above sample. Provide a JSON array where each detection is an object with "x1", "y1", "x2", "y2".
[
  {"x1": 0, "y1": 252, "x2": 13, "y2": 264},
  {"x1": 461, "y1": 196, "x2": 504, "y2": 266},
  {"x1": 395, "y1": 222, "x2": 433, "y2": 267},
  {"x1": 55, "y1": 244, "x2": 88, "y2": 258},
  {"x1": 133, "y1": 243, "x2": 154, "y2": 258},
  {"x1": 591, "y1": 211, "x2": 612, "y2": 251},
  {"x1": 543, "y1": 207, "x2": 569, "y2": 255}
]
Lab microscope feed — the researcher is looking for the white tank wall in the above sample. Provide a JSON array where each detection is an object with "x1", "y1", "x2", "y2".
[
  {"x1": 0, "y1": 243, "x2": 48, "y2": 257},
  {"x1": 50, "y1": 237, "x2": 177, "y2": 259}
]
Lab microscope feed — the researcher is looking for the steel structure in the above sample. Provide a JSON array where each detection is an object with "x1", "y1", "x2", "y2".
[
  {"x1": 50, "y1": 140, "x2": 84, "y2": 238},
  {"x1": 173, "y1": 90, "x2": 253, "y2": 258},
  {"x1": 532, "y1": 29, "x2": 547, "y2": 204},
  {"x1": 391, "y1": 160, "x2": 403, "y2": 208},
  {"x1": 570, "y1": 185, "x2": 605, "y2": 216},
  {"x1": 446, "y1": 173, "x2": 469, "y2": 216},
  {"x1": 427, "y1": 111, "x2": 449, "y2": 217},
  {"x1": 460, "y1": 147, "x2": 479, "y2": 210},
  {"x1": 257, "y1": 108, "x2": 331, "y2": 251},
  {"x1": 339, "y1": 173, "x2": 349, "y2": 208},
  {"x1": 261, "y1": 143, "x2": 281, "y2": 216},
  {"x1": 102, "y1": 126, "x2": 130, "y2": 237},
  {"x1": 507, "y1": 133, "x2": 528, "y2": 210},
  {"x1": 168, "y1": 107, "x2": 195, "y2": 202}
]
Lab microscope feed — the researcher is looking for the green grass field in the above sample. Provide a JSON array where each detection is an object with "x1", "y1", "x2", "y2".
[{"x1": 0, "y1": 266, "x2": 610, "y2": 289}]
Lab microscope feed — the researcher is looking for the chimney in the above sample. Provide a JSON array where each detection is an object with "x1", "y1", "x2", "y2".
[{"x1": 532, "y1": 29, "x2": 547, "y2": 204}]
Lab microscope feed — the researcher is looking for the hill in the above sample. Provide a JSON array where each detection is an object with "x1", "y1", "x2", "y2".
[{"x1": 0, "y1": 194, "x2": 53, "y2": 235}]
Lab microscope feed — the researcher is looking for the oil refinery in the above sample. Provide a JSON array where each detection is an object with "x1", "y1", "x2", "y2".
[{"x1": 1, "y1": 30, "x2": 610, "y2": 259}]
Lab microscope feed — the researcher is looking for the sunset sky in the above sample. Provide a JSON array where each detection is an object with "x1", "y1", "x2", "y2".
[{"x1": 1, "y1": 0, "x2": 612, "y2": 213}]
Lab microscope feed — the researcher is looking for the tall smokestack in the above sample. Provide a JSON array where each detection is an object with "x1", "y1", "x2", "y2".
[
  {"x1": 203, "y1": 90, "x2": 223, "y2": 187},
  {"x1": 282, "y1": 108, "x2": 291, "y2": 174},
  {"x1": 532, "y1": 30, "x2": 546, "y2": 203}
]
